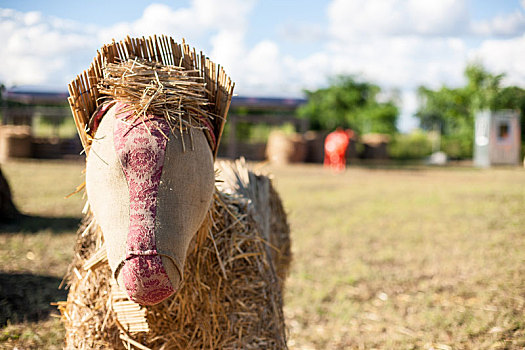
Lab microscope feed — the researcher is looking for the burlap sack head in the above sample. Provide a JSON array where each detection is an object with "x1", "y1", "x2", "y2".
[
  {"x1": 68, "y1": 36, "x2": 234, "y2": 305},
  {"x1": 86, "y1": 103, "x2": 214, "y2": 305}
]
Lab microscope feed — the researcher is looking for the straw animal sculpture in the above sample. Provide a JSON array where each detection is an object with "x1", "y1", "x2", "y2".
[{"x1": 58, "y1": 36, "x2": 291, "y2": 349}]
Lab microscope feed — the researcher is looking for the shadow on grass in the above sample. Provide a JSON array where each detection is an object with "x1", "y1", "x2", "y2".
[
  {"x1": 0, "y1": 214, "x2": 80, "y2": 234},
  {"x1": 0, "y1": 273, "x2": 67, "y2": 326}
]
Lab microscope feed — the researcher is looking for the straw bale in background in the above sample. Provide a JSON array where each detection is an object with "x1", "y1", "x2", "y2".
[
  {"x1": 0, "y1": 126, "x2": 32, "y2": 161},
  {"x1": 266, "y1": 131, "x2": 306, "y2": 165}
]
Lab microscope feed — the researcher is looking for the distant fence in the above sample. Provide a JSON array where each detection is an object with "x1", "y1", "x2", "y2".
[
  {"x1": 221, "y1": 113, "x2": 309, "y2": 160},
  {"x1": 0, "y1": 106, "x2": 70, "y2": 126},
  {"x1": 0, "y1": 106, "x2": 82, "y2": 160},
  {"x1": 0, "y1": 105, "x2": 391, "y2": 163}
]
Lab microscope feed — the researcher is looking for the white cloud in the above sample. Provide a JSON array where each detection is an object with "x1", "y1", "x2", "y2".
[
  {"x1": 471, "y1": 10, "x2": 525, "y2": 37},
  {"x1": 323, "y1": 36, "x2": 468, "y2": 89},
  {"x1": 98, "y1": 0, "x2": 255, "y2": 47},
  {"x1": 328, "y1": 0, "x2": 525, "y2": 39},
  {"x1": 469, "y1": 34, "x2": 525, "y2": 86},
  {"x1": 97, "y1": 4, "x2": 195, "y2": 43},
  {"x1": 407, "y1": 0, "x2": 469, "y2": 35},
  {"x1": 317, "y1": 0, "x2": 525, "y2": 131},
  {"x1": 279, "y1": 22, "x2": 327, "y2": 44},
  {"x1": 209, "y1": 30, "x2": 246, "y2": 79},
  {"x1": 0, "y1": 0, "x2": 256, "y2": 88},
  {"x1": 317, "y1": 0, "x2": 472, "y2": 112},
  {"x1": 284, "y1": 53, "x2": 332, "y2": 92},
  {"x1": 210, "y1": 34, "x2": 294, "y2": 97},
  {"x1": 327, "y1": 0, "x2": 469, "y2": 39},
  {"x1": 286, "y1": 33, "x2": 469, "y2": 131},
  {"x1": 245, "y1": 41, "x2": 282, "y2": 85},
  {"x1": 0, "y1": 8, "x2": 98, "y2": 86}
]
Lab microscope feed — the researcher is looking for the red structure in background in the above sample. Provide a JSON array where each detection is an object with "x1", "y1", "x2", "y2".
[{"x1": 324, "y1": 128, "x2": 353, "y2": 172}]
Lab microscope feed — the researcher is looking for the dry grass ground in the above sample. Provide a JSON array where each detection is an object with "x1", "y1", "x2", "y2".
[
  {"x1": 0, "y1": 160, "x2": 83, "y2": 350},
  {"x1": 0, "y1": 160, "x2": 524, "y2": 349},
  {"x1": 270, "y1": 164, "x2": 525, "y2": 350}
]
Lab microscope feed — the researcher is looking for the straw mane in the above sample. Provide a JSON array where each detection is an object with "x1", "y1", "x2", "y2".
[{"x1": 67, "y1": 35, "x2": 234, "y2": 158}]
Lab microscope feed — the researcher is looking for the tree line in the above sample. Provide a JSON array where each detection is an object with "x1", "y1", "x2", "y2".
[
  {"x1": 416, "y1": 64, "x2": 525, "y2": 158},
  {"x1": 297, "y1": 64, "x2": 525, "y2": 159}
]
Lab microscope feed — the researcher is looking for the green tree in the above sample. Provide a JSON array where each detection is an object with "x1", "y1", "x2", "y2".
[
  {"x1": 297, "y1": 75, "x2": 399, "y2": 134},
  {"x1": 388, "y1": 130, "x2": 433, "y2": 160},
  {"x1": 415, "y1": 63, "x2": 525, "y2": 158},
  {"x1": 464, "y1": 63, "x2": 504, "y2": 111}
]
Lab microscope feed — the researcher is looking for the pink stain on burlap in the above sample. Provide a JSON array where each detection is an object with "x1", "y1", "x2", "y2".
[{"x1": 113, "y1": 102, "x2": 174, "y2": 305}]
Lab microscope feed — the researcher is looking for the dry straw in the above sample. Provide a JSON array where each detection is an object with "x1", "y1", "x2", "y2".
[
  {"x1": 59, "y1": 36, "x2": 291, "y2": 349},
  {"x1": 67, "y1": 35, "x2": 234, "y2": 158},
  {"x1": 98, "y1": 58, "x2": 216, "y2": 151}
]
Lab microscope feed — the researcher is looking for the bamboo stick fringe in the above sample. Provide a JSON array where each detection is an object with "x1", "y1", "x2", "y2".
[{"x1": 67, "y1": 35, "x2": 234, "y2": 158}]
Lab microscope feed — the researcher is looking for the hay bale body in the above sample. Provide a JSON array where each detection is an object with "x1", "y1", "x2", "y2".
[
  {"x1": 32, "y1": 138, "x2": 82, "y2": 159},
  {"x1": 360, "y1": 133, "x2": 390, "y2": 159},
  {"x1": 216, "y1": 158, "x2": 291, "y2": 282},
  {"x1": 266, "y1": 131, "x2": 306, "y2": 164},
  {"x1": 303, "y1": 131, "x2": 327, "y2": 163},
  {"x1": 0, "y1": 125, "x2": 32, "y2": 161},
  {"x1": 60, "y1": 161, "x2": 290, "y2": 349}
]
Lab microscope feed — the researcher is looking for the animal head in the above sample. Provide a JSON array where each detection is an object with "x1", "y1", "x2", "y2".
[
  {"x1": 68, "y1": 36, "x2": 234, "y2": 305},
  {"x1": 86, "y1": 102, "x2": 214, "y2": 305}
]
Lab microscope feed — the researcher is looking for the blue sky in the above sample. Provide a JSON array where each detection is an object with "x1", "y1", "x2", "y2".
[{"x1": 1, "y1": 0, "x2": 524, "y2": 131}]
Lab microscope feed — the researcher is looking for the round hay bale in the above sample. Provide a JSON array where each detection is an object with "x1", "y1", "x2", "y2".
[
  {"x1": 303, "y1": 131, "x2": 327, "y2": 163},
  {"x1": 0, "y1": 125, "x2": 32, "y2": 161},
  {"x1": 360, "y1": 133, "x2": 390, "y2": 159},
  {"x1": 266, "y1": 131, "x2": 306, "y2": 165},
  {"x1": 32, "y1": 137, "x2": 61, "y2": 159}
]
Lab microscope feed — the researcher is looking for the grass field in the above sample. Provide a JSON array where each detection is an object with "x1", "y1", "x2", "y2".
[{"x1": 1, "y1": 160, "x2": 524, "y2": 349}]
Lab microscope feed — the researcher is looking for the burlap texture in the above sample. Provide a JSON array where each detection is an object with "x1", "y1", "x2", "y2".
[
  {"x1": 86, "y1": 106, "x2": 129, "y2": 282},
  {"x1": 86, "y1": 104, "x2": 214, "y2": 293},
  {"x1": 155, "y1": 129, "x2": 215, "y2": 283}
]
